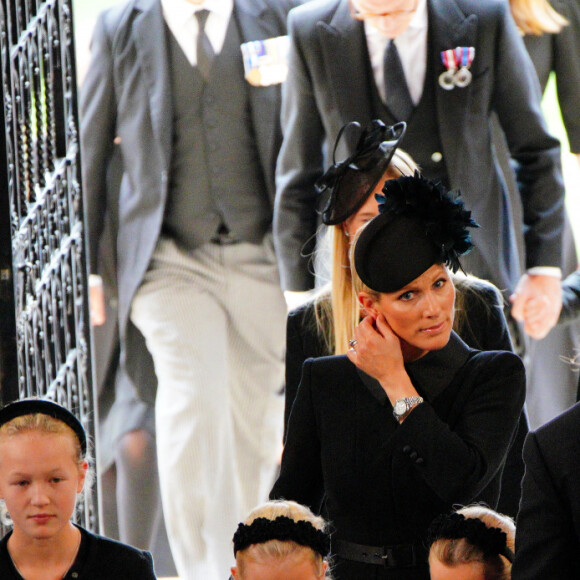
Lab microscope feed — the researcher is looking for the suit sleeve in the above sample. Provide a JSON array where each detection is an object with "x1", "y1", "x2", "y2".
[
  {"x1": 512, "y1": 432, "x2": 577, "y2": 579},
  {"x1": 80, "y1": 12, "x2": 118, "y2": 274},
  {"x1": 492, "y1": 2, "x2": 565, "y2": 269},
  {"x1": 551, "y1": 0, "x2": 580, "y2": 153},
  {"x1": 273, "y1": 10, "x2": 326, "y2": 291},
  {"x1": 271, "y1": 359, "x2": 325, "y2": 513},
  {"x1": 558, "y1": 269, "x2": 580, "y2": 324},
  {"x1": 396, "y1": 351, "x2": 526, "y2": 504}
]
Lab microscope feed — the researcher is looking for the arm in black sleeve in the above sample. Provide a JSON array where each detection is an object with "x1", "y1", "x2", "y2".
[
  {"x1": 272, "y1": 358, "x2": 325, "y2": 513},
  {"x1": 396, "y1": 351, "x2": 526, "y2": 504}
]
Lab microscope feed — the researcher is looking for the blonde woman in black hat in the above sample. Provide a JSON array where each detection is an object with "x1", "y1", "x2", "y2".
[
  {"x1": 285, "y1": 121, "x2": 524, "y2": 517},
  {"x1": 0, "y1": 399, "x2": 157, "y2": 579},
  {"x1": 271, "y1": 174, "x2": 525, "y2": 580}
]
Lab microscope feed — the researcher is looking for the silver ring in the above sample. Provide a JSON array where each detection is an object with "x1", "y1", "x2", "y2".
[{"x1": 348, "y1": 338, "x2": 357, "y2": 348}]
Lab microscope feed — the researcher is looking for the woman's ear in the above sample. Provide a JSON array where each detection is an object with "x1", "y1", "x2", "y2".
[
  {"x1": 77, "y1": 460, "x2": 89, "y2": 494},
  {"x1": 358, "y1": 291, "x2": 378, "y2": 317},
  {"x1": 230, "y1": 567, "x2": 238, "y2": 579}
]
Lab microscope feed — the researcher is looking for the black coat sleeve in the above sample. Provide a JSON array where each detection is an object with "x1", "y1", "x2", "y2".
[
  {"x1": 397, "y1": 351, "x2": 526, "y2": 505},
  {"x1": 271, "y1": 358, "x2": 325, "y2": 513}
]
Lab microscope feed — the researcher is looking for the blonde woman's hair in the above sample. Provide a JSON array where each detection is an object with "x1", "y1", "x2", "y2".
[
  {"x1": 235, "y1": 500, "x2": 331, "y2": 579},
  {"x1": 510, "y1": 0, "x2": 568, "y2": 35},
  {"x1": 313, "y1": 149, "x2": 418, "y2": 355},
  {"x1": 430, "y1": 505, "x2": 515, "y2": 580}
]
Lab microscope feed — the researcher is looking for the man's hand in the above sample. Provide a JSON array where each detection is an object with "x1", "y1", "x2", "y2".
[
  {"x1": 89, "y1": 275, "x2": 106, "y2": 326},
  {"x1": 510, "y1": 274, "x2": 562, "y2": 340}
]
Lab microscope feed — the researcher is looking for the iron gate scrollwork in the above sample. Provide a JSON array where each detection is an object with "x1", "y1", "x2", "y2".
[{"x1": 0, "y1": 0, "x2": 99, "y2": 534}]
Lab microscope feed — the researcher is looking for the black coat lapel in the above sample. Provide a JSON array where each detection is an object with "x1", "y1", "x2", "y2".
[
  {"x1": 429, "y1": 0, "x2": 478, "y2": 185},
  {"x1": 318, "y1": 1, "x2": 374, "y2": 128}
]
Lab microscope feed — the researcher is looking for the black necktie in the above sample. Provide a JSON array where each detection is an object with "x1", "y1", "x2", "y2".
[
  {"x1": 383, "y1": 40, "x2": 414, "y2": 121},
  {"x1": 195, "y1": 9, "x2": 214, "y2": 80}
]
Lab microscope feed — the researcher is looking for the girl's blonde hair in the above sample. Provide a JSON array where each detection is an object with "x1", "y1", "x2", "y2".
[
  {"x1": 429, "y1": 505, "x2": 515, "y2": 580},
  {"x1": 313, "y1": 149, "x2": 418, "y2": 355},
  {"x1": 0, "y1": 412, "x2": 93, "y2": 492},
  {"x1": 510, "y1": 0, "x2": 568, "y2": 35},
  {"x1": 235, "y1": 500, "x2": 331, "y2": 579}
]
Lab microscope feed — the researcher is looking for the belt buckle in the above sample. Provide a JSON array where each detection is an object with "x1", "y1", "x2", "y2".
[{"x1": 383, "y1": 544, "x2": 417, "y2": 568}]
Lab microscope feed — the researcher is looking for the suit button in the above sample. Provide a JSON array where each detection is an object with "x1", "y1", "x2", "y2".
[
  {"x1": 402, "y1": 445, "x2": 411, "y2": 455},
  {"x1": 431, "y1": 151, "x2": 443, "y2": 163},
  {"x1": 415, "y1": 457, "x2": 424, "y2": 465},
  {"x1": 410, "y1": 451, "x2": 418, "y2": 460}
]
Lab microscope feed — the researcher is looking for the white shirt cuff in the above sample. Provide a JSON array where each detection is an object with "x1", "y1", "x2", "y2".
[{"x1": 526, "y1": 267, "x2": 562, "y2": 279}]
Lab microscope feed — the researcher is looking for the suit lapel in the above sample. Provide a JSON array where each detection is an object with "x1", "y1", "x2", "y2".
[
  {"x1": 429, "y1": 0, "x2": 477, "y2": 184},
  {"x1": 133, "y1": 0, "x2": 172, "y2": 169},
  {"x1": 318, "y1": 2, "x2": 373, "y2": 128}
]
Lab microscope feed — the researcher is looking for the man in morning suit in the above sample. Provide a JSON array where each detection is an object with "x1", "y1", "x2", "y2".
[
  {"x1": 274, "y1": 0, "x2": 565, "y2": 338},
  {"x1": 513, "y1": 401, "x2": 580, "y2": 579},
  {"x1": 80, "y1": 0, "x2": 299, "y2": 578}
]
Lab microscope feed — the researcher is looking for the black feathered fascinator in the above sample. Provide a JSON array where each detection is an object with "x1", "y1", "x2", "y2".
[
  {"x1": 316, "y1": 120, "x2": 407, "y2": 225},
  {"x1": 427, "y1": 512, "x2": 514, "y2": 563},
  {"x1": 354, "y1": 172, "x2": 479, "y2": 292}
]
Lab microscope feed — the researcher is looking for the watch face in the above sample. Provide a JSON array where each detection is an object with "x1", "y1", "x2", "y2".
[{"x1": 394, "y1": 400, "x2": 407, "y2": 416}]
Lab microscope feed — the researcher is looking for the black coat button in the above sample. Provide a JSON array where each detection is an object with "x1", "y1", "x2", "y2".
[
  {"x1": 415, "y1": 457, "x2": 424, "y2": 465},
  {"x1": 403, "y1": 445, "x2": 411, "y2": 454},
  {"x1": 410, "y1": 451, "x2": 418, "y2": 460}
]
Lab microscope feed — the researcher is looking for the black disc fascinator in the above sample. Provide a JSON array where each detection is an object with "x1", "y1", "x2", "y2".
[
  {"x1": 316, "y1": 119, "x2": 407, "y2": 225},
  {"x1": 427, "y1": 512, "x2": 514, "y2": 563},
  {"x1": 0, "y1": 398, "x2": 87, "y2": 455},
  {"x1": 354, "y1": 172, "x2": 479, "y2": 293}
]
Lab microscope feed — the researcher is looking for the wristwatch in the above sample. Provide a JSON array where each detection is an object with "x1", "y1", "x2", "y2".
[{"x1": 392, "y1": 396, "x2": 424, "y2": 421}]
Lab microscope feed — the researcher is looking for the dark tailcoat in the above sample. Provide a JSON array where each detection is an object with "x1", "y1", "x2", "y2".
[
  {"x1": 272, "y1": 332, "x2": 526, "y2": 579},
  {"x1": 513, "y1": 401, "x2": 580, "y2": 580},
  {"x1": 274, "y1": 0, "x2": 565, "y2": 293},
  {"x1": 80, "y1": 0, "x2": 298, "y2": 399}
]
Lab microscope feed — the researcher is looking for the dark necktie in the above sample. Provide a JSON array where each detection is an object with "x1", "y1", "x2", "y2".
[
  {"x1": 383, "y1": 40, "x2": 414, "y2": 121},
  {"x1": 195, "y1": 9, "x2": 214, "y2": 80}
]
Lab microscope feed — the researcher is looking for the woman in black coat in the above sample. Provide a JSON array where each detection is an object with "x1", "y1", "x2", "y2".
[
  {"x1": 0, "y1": 399, "x2": 156, "y2": 580},
  {"x1": 285, "y1": 120, "x2": 525, "y2": 519},
  {"x1": 272, "y1": 175, "x2": 526, "y2": 580}
]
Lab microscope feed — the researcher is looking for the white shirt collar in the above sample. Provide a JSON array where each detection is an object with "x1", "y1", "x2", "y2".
[{"x1": 160, "y1": 0, "x2": 233, "y2": 33}]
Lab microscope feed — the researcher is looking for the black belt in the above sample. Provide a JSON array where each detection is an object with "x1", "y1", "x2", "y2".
[{"x1": 332, "y1": 539, "x2": 427, "y2": 568}]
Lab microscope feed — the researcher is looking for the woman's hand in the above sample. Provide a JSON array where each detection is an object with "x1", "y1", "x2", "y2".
[{"x1": 347, "y1": 313, "x2": 418, "y2": 404}]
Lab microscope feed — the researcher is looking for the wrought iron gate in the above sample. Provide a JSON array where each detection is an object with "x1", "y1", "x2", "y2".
[{"x1": 0, "y1": 0, "x2": 99, "y2": 533}]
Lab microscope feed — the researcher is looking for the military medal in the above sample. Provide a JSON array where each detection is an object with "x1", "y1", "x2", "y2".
[
  {"x1": 454, "y1": 46, "x2": 475, "y2": 88},
  {"x1": 439, "y1": 49, "x2": 457, "y2": 90},
  {"x1": 241, "y1": 35, "x2": 290, "y2": 86},
  {"x1": 439, "y1": 47, "x2": 475, "y2": 90}
]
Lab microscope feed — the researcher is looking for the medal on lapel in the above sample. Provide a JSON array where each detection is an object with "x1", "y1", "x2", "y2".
[
  {"x1": 240, "y1": 35, "x2": 290, "y2": 86},
  {"x1": 439, "y1": 47, "x2": 475, "y2": 90},
  {"x1": 454, "y1": 46, "x2": 475, "y2": 87}
]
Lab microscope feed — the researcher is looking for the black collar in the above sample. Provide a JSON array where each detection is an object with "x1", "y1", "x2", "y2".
[{"x1": 356, "y1": 331, "x2": 472, "y2": 405}]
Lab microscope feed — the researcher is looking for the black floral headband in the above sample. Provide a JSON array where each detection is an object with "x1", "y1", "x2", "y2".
[
  {"x1": 427, "y1": 512, "x2": 514, "y2": 563},
  {"x1": 233, "y1": 515, "x2": 330, "y2": 557}
]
